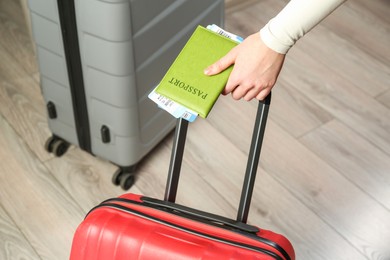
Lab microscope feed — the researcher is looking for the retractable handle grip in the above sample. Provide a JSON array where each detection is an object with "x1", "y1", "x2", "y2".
[{"x1": 164, "y1": 94, "x2": 271, "y2": 224}]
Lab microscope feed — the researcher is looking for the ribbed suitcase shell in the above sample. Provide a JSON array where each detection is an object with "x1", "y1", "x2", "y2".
[
  {"x1": 70, "y1": 193, "x2": 295, "y2": 260},
  {"x1": 28, "y1": 0, "x2": 224, "y2": 168}
]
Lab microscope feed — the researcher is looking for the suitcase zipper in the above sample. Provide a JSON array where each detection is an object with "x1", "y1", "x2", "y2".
[{"x1": 57, "y1": 0, "x2": 91, "y2": 152}]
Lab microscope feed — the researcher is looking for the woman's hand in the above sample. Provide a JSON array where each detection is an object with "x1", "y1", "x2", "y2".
[{"x1": 204, "y1": 33, "x2": 285, "y2": 101}]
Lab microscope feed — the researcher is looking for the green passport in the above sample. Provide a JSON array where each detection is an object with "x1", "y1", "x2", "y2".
[{"x1": 155, "y1": 25, "x2": 239, "y2": 118}]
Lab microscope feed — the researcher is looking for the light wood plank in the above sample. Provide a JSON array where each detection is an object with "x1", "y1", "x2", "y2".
[
  {"x1": 353, "y1": 0, "x2": 390, "y2": 24},
  {"x1": 377, "y1": 89, "x2": 390, "y2": 109},
  {"x1": 43, "y1": 143, "x2": 172, "y2": 212},
  {"x1": 321, "y1": 0, "x2": 390, "y2": 65},
  {"x1": 291, "y1": 25, "x2": 389, "y2": 97},
  {"x1": 0, "y1": 205, "x2": 40, "y2": 260},
  {"x1": 0, "y1": 114, "x2": 85, "y2": 260},
  {"x1": 300, "y1": 119, "x2": 390, "y2": 210},
  {"x1": 225, "y1": 0, "x2": 262, "y2": 14},
  {"x1": 209, "y1": 78, "x2": 335, "y2": 141},
  {"x1": 0, "y1": 77, "x2": 52, "y2": 162},
  {"x1": 249, "y1": 168, "x2": 365, "y2": 260},
  {"x1": 0, "y1": 0, "x2": 38, "y2": 76},
  {"x1": 43, "y1": 148, "x2": 128, "y2": 211},
  {"x1": 210, "y1": 99, "x2": 258, "y2": 155},
  {"x1": 262, "y1": 81, "x2": 334, "y2": 138},
  {"x1": 281, "y1": 49, "x2": 390, "y2": 156},
  {"x1": 19, "y1": 0, "x2": 34, "y2": 41},
  {"x1": 225, "y1": 0, "x2": 282, "y2": 37},
  {"x1": 0, "y1": 0, "x2": 29, "y2": 33},
  {"x1": 0, "y1": 43, "x2": 27, "y2": 82}
]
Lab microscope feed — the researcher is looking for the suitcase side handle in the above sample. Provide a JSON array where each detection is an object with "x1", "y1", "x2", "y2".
[{"x1": 164, "y1": 94, "x2": 271, "y2": 224}]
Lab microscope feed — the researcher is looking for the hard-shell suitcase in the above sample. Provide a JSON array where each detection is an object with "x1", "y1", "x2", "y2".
[
  {"x1": 27, "y1": 0, "x2": 224, "y2": 189},
  {"x1": 70, "y1": 94, "x2": 296, "y2": 260}
]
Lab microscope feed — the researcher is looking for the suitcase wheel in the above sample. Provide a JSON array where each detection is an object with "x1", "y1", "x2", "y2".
[
  {"x1": 112, "y1": 168, "x2": 135, "y2": 190},
  {"x1": 45, "y1": 136, "x2": 70, "y2": 157}
]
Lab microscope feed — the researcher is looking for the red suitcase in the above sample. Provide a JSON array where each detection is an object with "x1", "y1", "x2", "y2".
[{"x1": 70, "y1": 94, "x2": 295, "y2": 260}]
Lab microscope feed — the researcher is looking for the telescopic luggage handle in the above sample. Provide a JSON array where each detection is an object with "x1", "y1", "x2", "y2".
[{"x1": 164, "y1": 94, "x2": 271, "y2": 224}]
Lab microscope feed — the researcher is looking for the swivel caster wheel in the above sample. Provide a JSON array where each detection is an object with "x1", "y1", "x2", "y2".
[
  {"x1": 45, "y1": 136, "x2": 70, "y2": 157},
  {"x1": 112, "y1": 168, "x2": 123, "y2": 186},
  {"x1": 120, "y1": 173, "x2": 135, "y2": 190},
  {"x1": 112, "y1": 168, "x2": 135, "y2": 190}
]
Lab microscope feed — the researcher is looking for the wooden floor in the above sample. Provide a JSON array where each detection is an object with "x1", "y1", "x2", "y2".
[{"x1": 0, "y1": 0, "x2": 389, "y2": 259}]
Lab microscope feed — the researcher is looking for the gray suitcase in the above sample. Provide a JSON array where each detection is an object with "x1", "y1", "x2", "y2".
[{"x1": 27, "y1": 0, "x2": 225, "y2": 189}]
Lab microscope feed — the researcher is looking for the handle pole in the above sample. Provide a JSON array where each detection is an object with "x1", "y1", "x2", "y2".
[
  {"x1": 237, "y1": 95, "x2": 271, "y2": 223},
  {"x1": 164, "y1": 118, "x2": 189, "y2": 202}
]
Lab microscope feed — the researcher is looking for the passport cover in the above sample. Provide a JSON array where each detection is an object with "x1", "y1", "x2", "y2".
[{"x1": 155, "y1": 25, "x2": 238, "y2": 118}]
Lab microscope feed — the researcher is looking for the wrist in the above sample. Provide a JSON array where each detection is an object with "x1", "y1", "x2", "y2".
[{"x1": 259, "y1": 25, "x2": 291, "y2": 55}]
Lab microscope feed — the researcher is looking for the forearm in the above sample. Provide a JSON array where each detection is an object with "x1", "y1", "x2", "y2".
[{"x1": 260, "y1": 0, "x2": 347, "y2": 54}]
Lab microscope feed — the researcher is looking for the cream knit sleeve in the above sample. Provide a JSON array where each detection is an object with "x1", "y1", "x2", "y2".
[{"x1": 260, "y1": 0, "x2": 347, "y2": 54}]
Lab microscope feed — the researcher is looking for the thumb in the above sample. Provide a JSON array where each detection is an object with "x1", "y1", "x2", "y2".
[{"x1": 204, "y1": 47, "x2": 237, "y2": 76}]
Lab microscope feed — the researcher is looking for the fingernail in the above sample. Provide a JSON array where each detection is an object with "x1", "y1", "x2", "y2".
[{"x1": 204, "y1": 68, "x2": 211, "y2": 75}]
